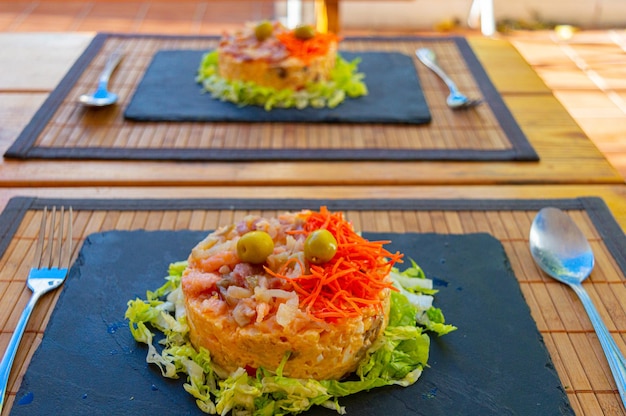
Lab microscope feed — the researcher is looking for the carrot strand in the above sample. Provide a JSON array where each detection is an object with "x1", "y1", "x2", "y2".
[
  {"x1": 276, "y1": 31, "x2": 339, "y2": 65},
  {"x1": 269, "y1": 206, "x2": 402, "y2": 321}
]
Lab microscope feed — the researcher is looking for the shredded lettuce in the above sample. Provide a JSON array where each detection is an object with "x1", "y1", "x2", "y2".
[
  {"x1": 125, "y1": 259, "x2": 455, "y2": 415},
  {"x1": 390, "y1": 259, "x2": 458, "y2": 336},
  {"x1": 195, "y1": 51, "x2": 368, "y2": 111}
]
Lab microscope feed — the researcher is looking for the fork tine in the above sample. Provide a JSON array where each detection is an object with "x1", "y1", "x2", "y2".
[
  {"x1": 64, "y1": 207, "x2": 73, "y2": 270},
  {"x1": 454, "y1": 98, "x2": 482, "y2": 110},
  {"x1": 45, "y1": 206, "x2": 56, "y2": 269},
  {"x1": 32, "y1": 206, "x2": 73, "y2": 271},
  {"x1": 32, "y1": 207, "x2": 48, "y2": 269},
  {"x1": 57, "y1": 207, "x2": 64, "y2": 269}
]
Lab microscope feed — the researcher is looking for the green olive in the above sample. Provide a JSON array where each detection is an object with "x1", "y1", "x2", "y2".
[
  {"x1": 254, "y1": 21, "x2": 274, "y2": 41},
  {"x1": 304, "y1": 229, "x2": 338, "y2": 264},
  {"x1": 237, "y1": 231, "x2": 275, "y2": 264},
  {"x1": 293, "y1": 24, "x2": 316, "y2": 40}
]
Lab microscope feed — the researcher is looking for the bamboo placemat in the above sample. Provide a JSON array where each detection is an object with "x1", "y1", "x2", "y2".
[
  {"x1": 1, "y1": 196, "x2": 625, "y2": 415},
  {"x1": 4, "y1": 34, "x2": 538, "y2": 162}
]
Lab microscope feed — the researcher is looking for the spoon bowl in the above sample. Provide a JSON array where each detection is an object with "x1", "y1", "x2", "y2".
[
  {"x1": 529, "y1": 206, "x2": 594, "y2": 285},
  {"x1": 79, "y1": 90, "x2": 118, "y2": 107},
  {"x1": 79, "y1": 48, "x2": 123, "y2": 107},
  {"x1": 530, "y1": 207, "x2": 626, "y2": 408}
]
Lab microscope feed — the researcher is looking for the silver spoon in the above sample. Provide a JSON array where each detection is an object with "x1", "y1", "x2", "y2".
[
  {"x1": 415, "y1": 48, "x2": 482, "y2": 110},
  {"x1": 79, "y1": 48, "x2": 124, "y2": 107},
  {"x1": 529, "y1": 207, "x2": 626, "y2": 408}
]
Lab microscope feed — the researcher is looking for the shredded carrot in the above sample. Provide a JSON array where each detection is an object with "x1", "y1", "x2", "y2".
[
  {"x1": 266, "y1": 206, "x2": 403, "y2": 322},
  {"x1": 276, "y1": 31, "x2": 340, "y2": 65}
]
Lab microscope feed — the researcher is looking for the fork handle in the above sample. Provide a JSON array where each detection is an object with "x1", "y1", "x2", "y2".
[
  {"x1": 415, "y1": 48, "x2": 460, "y2": 95},
  {"x1": 0, "y1": 293, "x2": 40, "y2": 412}
]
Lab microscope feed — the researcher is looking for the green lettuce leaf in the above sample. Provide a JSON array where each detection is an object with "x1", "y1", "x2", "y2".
[{"x1": 390, "y1": 260, "x2": 458, "y2": 337}]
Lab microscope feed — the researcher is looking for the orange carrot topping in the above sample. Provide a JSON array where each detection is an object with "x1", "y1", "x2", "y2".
[
  {"x1": 276, "y1": 31, "x2": 339, "y2": 65},
  {"x1": 266, "y1": 206, "x2": 403, "y2": 322}
]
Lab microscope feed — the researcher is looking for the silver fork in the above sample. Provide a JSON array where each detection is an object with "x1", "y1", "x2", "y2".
[
  {"x1": 0, "y1": 206, "x2": 73, "y2": 412},
  {"x1": 415, "y1": 48, "x2": 482, "y2": 110}
]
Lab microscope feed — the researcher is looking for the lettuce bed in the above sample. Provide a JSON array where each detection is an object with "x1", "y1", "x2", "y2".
[
  {"x1": 125, "y1": 260, "x2": 455, "y2": 415},
  {"x1": 196, "y1": 51, "x2": 369, "y2": 111}
]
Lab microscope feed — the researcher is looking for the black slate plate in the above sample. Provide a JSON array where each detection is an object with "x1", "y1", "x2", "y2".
[
  {"x1": 10, "y1": 231, "x2": 573, "y2": 415},
  {"x1": 123, "y1": 50, "x2": 432, "y2": 125}
]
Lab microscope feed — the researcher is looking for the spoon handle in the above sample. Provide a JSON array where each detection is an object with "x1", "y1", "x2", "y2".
[
  {"x1": 571, "y1": 282, "x2": 626, "y2": 407},
  {"x1": 97, "y1": 48, "x2": 124, "y2": 90}
]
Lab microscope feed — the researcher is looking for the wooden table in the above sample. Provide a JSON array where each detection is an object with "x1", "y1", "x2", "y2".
[
  {"x1": 0, "y1": 33, "x2": 622, "y2": 187},
  {"x1": 1, "y1": 184, "x2": 626, "y2": 416},
  {"x1": 2, "y1": 26, "x2": 626, "y2": 416}
]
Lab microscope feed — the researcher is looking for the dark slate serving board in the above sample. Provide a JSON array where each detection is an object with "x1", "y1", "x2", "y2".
[
  {"x1": 123, "y1": 50, "x2": 432, "y2": 125},
  {"x1": 10, "y1": 231, "x2": 573, "y2": 415}
]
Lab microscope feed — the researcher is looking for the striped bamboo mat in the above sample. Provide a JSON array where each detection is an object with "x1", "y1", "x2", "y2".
[
  {"x1": 4, "y1": 34, "x2": 538, "y2": 162},
  {"x1": 1, "y1": 197, "x2": 624, "y2": 415}
]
